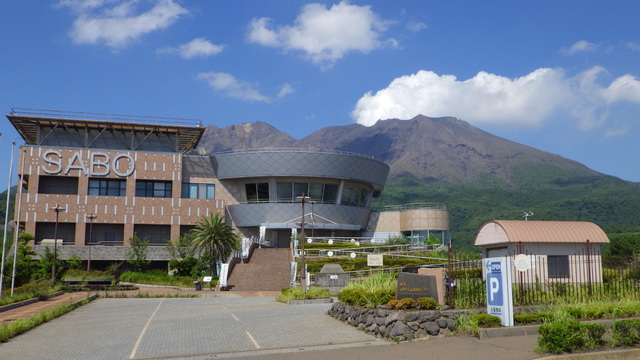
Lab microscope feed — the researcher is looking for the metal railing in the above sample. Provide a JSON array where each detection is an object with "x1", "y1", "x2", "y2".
[
  {"x1": 212, "y1": 148, "x2": 378, "y2": 160},
  {"x1": 10, "y1": 108, "x2": 203, "y2": 127},
  {"x1": 381, "y1": 203, "x2": 447, "y2": 211}
]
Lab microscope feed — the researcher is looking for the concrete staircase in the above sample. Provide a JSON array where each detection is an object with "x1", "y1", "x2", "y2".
[{"x1": 226, "y1": 248, "x2": 291, "y2": 291}]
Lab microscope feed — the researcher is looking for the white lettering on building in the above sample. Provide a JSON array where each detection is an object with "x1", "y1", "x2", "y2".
[{"x1": 42, "y1": 151, "x2": 135, "y2": 177}]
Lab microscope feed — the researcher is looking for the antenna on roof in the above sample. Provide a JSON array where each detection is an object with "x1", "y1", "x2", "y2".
[{"x1": 523, "y1": 211, "x2": 533, "y2": 221}]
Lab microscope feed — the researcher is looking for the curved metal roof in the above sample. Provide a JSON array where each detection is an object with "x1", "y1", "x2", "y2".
[{"x1": 475, "y1": 220, "x2": 609, "y2": 246}]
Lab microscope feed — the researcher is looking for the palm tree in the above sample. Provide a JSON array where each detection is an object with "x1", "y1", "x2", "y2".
[{"x1": 190, "y1": 213, "x2": 240, "y2": 277}]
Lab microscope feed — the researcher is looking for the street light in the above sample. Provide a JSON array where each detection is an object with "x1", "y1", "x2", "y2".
[
  {"x1": 51, "y1": 204, "x2": 66, "y2": 285},
  {"x1": 310, "y1": 200, "x2": 316, "y2": 239},
  {"x1": 86, "y1": 214, "x2": 98, "y2": 272},
  {"x1": 296, "y1": 193, "x2": 311, "y2": 292}
]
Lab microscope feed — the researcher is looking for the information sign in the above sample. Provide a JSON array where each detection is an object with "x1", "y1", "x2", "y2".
[{"x1": 485, "y1": 257, "x2": 514, "y2": 327}]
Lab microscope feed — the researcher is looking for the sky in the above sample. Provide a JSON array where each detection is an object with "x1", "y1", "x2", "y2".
[{"x1": 1, "y1": 0, "x2": 640, "y2": 192}]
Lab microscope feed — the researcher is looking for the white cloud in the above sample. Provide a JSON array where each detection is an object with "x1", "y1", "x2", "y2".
[
  {"x1": 604, "y1": 124, "x2": 629, "y2": 138},
  {"x1": 351, "y1": 67, "x2": 640, "y2": 132},
  {"x1": 247, "y1": 1, "x2": 392, "y2": 66},
  {"x1": 57, "y1": 0, "x2": 188, "y2": 49},
  {"x1": 560, "y1": 40, "x2": 598, "y2": 55},
  {"x1": 197, "y1": 72, "x2": 271, "y2": 103},
  {"x1": 277, "y1": 83, "x2": 295, "y2": 98},
  {"x1": 406, "y1": 21, "x2": 427, "y2": 32},
  {"x1": 628, "y1": 42, "x2": 640, "y2": 52},
  {"x1": 158, "y1": 38, "x2": 224, "y2": 59}
]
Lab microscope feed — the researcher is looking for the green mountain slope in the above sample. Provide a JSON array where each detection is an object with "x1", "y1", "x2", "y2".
[{"x1": 373, "y1": 172, "x2": 640, "y2": 252}]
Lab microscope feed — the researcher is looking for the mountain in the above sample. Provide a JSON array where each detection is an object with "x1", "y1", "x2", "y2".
[
  {"x1": 200, "y1": 115, "x2": 640, "y2": 251},
  {"x1": 199, "y1": 121, "x2": 296, "y2": 153},
  {"x1": 297, "y1": 115, "x2": 599, "y2": 185}
]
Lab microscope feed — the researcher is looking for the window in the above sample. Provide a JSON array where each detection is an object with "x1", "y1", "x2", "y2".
[
  {"x1": 35, "y1": 222, "x2": 76, "y2": 245},
  {"x1": 136, "y1": 180, "x2": 172, "y2": 198},
  {"x1": 181, "y1": 183, "x2": 215, "y2": 199},
  {"x1": 133, "y1": 225, "x2": 171, "y2": 245},
  {"x1": 88, "y1": 179, "x2": 126, "y2": 196},
  {"x1": 38, "y1": 176, "x2": 78, "y2": 195},
  {"x1": 276, "y1": 181, "x2": 339, "y2": 204},
  {"x1": 323, "y1": 184, "x2": 338, "y2": 203},
  {"x1": 548, "y1": 255, "x2": 570, "y2": 278},
  {"x1": 276, "y1": 182, "x2": 292, "y2": 202},
  {"x1": 245, "y1": 183, "x2": 269, "y2": 203},
  {"x1": 341, "y1": 185, "x2": 369, "y2": 207}
]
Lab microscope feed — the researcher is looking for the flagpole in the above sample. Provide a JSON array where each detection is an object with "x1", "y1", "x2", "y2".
[
  {"x1": 0, "y1": 141, "x2": 16, "y2": 299},
  {"x1": 11, "y1": 148, "x2": 26, "y2": 295}
]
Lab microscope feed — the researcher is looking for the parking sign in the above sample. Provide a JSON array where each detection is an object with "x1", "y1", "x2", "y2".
[{"x1": 485, "y1": 257, "x2": 513, "y2": 327}]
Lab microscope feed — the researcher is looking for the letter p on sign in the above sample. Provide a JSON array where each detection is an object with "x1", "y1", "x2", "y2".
[{"x1": 489, "y1": 277, "x2": 499, "y2": 302}]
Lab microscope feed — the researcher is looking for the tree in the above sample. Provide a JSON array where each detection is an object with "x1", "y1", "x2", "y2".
[
  {"x1": 126, "y1": 233, "x2": 150, "y2": 272},
  {"x1": 167, "y1": 232, "x2": 204, "y2": 277},
  {"x1": 10, "y1": 232, "x2": 36, "y2": 286},
  {"x1": 190, "y1": 213, "x2": 240, "y2": 277}
]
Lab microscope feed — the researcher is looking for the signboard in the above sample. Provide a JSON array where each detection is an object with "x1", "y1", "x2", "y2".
[
  {"x1": 485, "y1": 257, "x2": 514, "y2": 327},
  {"x1": 42, "y1": 150, "x2": 135, "y2": 177},
  {"x1": 367, "y1": 254, "x2": 383, "y2": 266},
  {"x1": 396, "y1": 273, "x2": 439, "y2": 301}
]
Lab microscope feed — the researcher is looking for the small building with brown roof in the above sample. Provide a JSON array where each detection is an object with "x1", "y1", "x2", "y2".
[{"x1": 475, "y1": 220, "x2": 609, "y2": 283}]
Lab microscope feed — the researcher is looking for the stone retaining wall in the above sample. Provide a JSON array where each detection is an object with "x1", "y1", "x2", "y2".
[{"x1": 327, "y1": 303, "x2": 482, "y2": 341}]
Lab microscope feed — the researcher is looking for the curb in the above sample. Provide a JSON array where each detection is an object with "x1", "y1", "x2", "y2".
[
  {"x1": 0, "y1": 291, "x2": 65, "y2": 313},
  {"x1": 537, "y1": 348, "x2": 640, "y2": 360},
  {"x1": 290, "y1": 298, "x2": 333, "y2": 305}
]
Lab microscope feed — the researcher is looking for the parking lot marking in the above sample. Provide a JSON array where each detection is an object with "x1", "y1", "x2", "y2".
[
  {"x1": 129, "y1": 298, "x2": 165, "y2": 359},
  {"x1": 231, "y1": 314, "x2": 240, "y2": 321},
  {"x1": 246, "y1": 331, "x2": 261, "y2": 349}
]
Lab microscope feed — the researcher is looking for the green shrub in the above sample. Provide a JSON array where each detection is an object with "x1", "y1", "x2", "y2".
[
  {"x1": 537, "y1": 312, "x2": 554, "y2": 322},
  {"x1": 454, "y1": 314, "x2": 479, "y2": 336},
  {"x1": 514, "y1": 314, "x2": 539, "y2": 324},
  {"x1": 119, "y1": 270, "x2": 199, "y2": 287},
  {"x1": 536, "y1": 314, "x2": 606, "y2": 354},
  {"x1": 537, "y1": 319, "x2": 585, "y2": 354},
  {"x1": 396, "y1": 298, "x2": 416, "y2": 310},
  {"x1": 469, "y1": 314, "x2": 501, "y2": 327},
  {"x1": 337, "y1": 273, "x2": 396, "y2": 308},
  {"x1": 611, "y1": 319, "x2": 640, "y2": 347},
  {"x1": 337, "y1": 288, "x2": 368, "y2": 307},
  {"x1": 275, "y1": 287, "x2": 331, "y2": 303},
  {"x1": 582, "y1": 323, "x2": 606, "y2": 349},
  {"x1": 449, "y1": 268, "x2": 482, "y2": 279},
  {"x1": 416, "y1": 297, "x2": 439, "y2": 310}
]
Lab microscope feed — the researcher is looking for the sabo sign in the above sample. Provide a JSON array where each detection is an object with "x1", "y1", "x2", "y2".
[{"x1": 42, "y1": 150, "x2": 135, "y2": 177}]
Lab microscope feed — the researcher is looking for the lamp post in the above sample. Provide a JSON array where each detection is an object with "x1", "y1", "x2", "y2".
[
  {"x1": 51, "y1": 204, "x2": 66, "y2": 285},
  {"x1": 296, "y1": 193, "x2": 310, "y2": 292},
  {"x1": 310, "y1": 200, "x2": 316, "y2": 239},
  {"x1": 86, "y1": 214, "x2": 97, "y2": 272}
]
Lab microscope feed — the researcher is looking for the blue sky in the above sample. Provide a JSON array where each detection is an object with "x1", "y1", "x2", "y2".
[{"x1": 1, "y1": 1, "x2": 640, "y2": 191}]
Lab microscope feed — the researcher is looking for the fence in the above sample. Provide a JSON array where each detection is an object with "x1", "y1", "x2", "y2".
[{"x1": 446, "y1": 246, "x2": 640, "y2": 308}]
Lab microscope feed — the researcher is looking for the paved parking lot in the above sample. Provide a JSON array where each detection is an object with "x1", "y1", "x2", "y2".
[{"x1": 0, "y1": 297, "x2": 379, "y2": 360}]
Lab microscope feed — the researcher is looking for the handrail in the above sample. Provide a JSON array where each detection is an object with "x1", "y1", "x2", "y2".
[
  {"x1": 9, "y1": 108, "x2": 203, "y2": 127},
  {"x1": 381, "y1": 203, "x2": 447, "y2": 211},
  {"x1": 212, "y1": 148, "x2": 378, "y2": 160}
]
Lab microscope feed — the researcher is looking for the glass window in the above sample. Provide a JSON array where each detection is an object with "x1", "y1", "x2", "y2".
[
  {"x1": 309, "y1": 183, "x2": 323, "y2": 202},
  {"x1": 181, "y1": 183, "x2": 215, "y2": 199},
  {"x1": 277, "y1": 183, "x2": 292, "y2": 202},
  {"x1": 136, "y1": 180, "x2": 172, "y2": 198},
  {"x1": 88, "y1": 179, "x2": 126, "y2": 196},
  {"x1": 245, "y1": 183, "x2": 257, "y2": 202},
  {"x1": 341, "y1": 185, "x2": 369, "y2": 207},
  {"x1": 245, "y1": 182, "x2": 269, "y2": 203},
  {"x1": 38, "y1": 176, "x2": 78, "y2": 195},
  {"x1": 293, "y1": 183, "x2": 309, "y2": 197},
  {"x1": 548, "y1": 255, "x2": 570, "y2": 278},
  {"x1": 323, "y1": 184, "x2": 338, "y2": 203}
]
